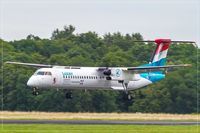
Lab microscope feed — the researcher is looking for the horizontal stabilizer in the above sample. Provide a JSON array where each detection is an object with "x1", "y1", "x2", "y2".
[
  {"x1": 133, "y1": 40, "x2": 197, "y2": 47},
  {"x1": 125, "y1": 64, "x2": 191, "y2": 73}
]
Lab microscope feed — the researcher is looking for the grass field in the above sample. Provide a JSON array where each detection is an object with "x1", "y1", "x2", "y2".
[
  {"x1": 1, "y1": 111, "x2": 198, "y2": 133},
  {"x1": 0, "y1": 111, "x2": 198, "y2": 121},
  {"x1": 0, "y1": 124, "x2": 199, "y2": 133}
]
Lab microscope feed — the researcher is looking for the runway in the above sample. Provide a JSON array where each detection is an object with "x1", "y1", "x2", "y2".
[{"x1": 1, "y1": 120, "x2": 199, "y2": 125}]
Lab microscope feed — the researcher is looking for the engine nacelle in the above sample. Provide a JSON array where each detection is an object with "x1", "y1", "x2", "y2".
[{"x1": 103, "y1": 69, "x2": 111, "y2": 76}]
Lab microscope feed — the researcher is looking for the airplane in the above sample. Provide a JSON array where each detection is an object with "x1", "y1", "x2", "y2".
[{"x1": 5, "y1": 39, "x2": 195, "y2": 100}]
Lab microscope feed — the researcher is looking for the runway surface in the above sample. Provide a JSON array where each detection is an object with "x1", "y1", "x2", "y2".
[{"x1": 1, "y1": 120, "x2": 199, "y2": 125}]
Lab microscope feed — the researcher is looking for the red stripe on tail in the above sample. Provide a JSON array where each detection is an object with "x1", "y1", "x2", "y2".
[{"x1": 155, "y1": 39, "x2": 171, "y2": 54}]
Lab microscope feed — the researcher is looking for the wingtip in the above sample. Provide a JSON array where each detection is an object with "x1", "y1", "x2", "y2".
[
  {"x1": 4, "y1": 61, "x2": 12, "y2": 64},
  {"x1": 4, "y1": 61, "x2": 19, "y2": 64},
  {"x1": 184, "y1": 64, "x2": 192, "y2": 67}
]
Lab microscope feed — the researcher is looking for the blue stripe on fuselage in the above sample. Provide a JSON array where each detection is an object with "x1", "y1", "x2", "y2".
[
  {"x1": 139, "y1": 58, "x2": 166, "y2": 82},
  {"x1": 140, "y1": 72, "x2": 165, "y2": 83}
]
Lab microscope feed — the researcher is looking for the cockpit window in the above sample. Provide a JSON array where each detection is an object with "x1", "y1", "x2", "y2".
[
  {"x1": 45, "y1": 72, "x2": 52, "y2": 75},
  {"x1": 36, "y1": 71, "x2": 52, "y2": 76},
  {"x1": 37, "y1": 71, "x2": 45, "y2": 75}
]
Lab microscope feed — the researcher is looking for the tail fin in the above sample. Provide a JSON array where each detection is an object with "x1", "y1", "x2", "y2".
[{"x1": 149, "y1": 39, "x2": 171, "y2": 66}]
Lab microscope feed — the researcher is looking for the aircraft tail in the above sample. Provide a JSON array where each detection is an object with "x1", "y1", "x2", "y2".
[{"x1": 149, "y1": 39, "x2": 171, "y2": 66}]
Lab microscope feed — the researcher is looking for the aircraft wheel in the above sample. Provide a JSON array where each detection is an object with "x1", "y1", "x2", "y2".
[
  {"x1": 123, "y1": 93, "x2": 132, "y2": 101},
  {"x1": 65, "y1": 91, "x2": 72, "y2": 99},
  {"x1": 32, "y1": 91, "x2": 39, "y2": 96},
  {"x1": 127, "y1": 94, "x2": 132, "y2": 100},
  {"x1": 32, "y1": 87, "x2": 39, "y2": 96}
]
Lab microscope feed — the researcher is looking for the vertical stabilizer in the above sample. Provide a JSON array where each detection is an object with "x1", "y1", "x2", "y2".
[{"x1": 149, "y1": 39, "x2": 171, "y2": 66}]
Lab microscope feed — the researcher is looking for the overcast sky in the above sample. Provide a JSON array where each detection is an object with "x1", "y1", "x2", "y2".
[{"x1": 1, "y1": 0, "x2": 199, "y2": 46}]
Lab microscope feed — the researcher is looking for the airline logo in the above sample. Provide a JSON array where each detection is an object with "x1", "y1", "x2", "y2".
[
  {"x1": 62, "y1": 72, "x2": 73, "y2": 78},
  {"x1": 116, "y1": 69, "x2": 121, "y2": 77}
]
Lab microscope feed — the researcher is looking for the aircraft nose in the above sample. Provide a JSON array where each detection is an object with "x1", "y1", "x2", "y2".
[{"x1": 27, "y1": 76, "x2": 39, "y2": 87}]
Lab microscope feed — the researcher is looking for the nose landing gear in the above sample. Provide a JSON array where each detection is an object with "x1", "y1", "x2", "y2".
[
  {"x1": 65, "y1": 91, "x2": 72, "y2": 99},
  {"x1": 32, "y1": 87, "x2": 39, "y2": 96}
]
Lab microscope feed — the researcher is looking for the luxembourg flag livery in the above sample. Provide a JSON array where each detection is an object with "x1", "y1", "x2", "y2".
[
  {"x1": 150, "y1": 39, "x2": 171, "y2": 66},
  {"x1": 140, "y1": 39, "x2": 171, "y2": 83}
]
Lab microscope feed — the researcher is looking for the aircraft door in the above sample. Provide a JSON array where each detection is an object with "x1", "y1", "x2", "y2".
[{"x1": 51, "y1": 70, "x2": 62, "y2": 87}]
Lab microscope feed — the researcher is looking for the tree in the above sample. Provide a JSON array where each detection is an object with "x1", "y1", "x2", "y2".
[
  {"x1": 51, "y1": 25, "x2": 75, "y2": 40},
  {"x1": 1, "y1": 25, "x2": 198, "y2": 113},
  {"x1": 26, "y1": 34, "x2": 40, "y2": 40}
]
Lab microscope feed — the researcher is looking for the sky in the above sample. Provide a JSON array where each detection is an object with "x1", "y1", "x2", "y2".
[{"x1": 0, "y1": 0, "x2": 199, "y2": 46}]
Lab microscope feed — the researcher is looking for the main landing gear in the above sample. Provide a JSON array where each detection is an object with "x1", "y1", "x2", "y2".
[
  {"x1": 32, "y1": 87, "x2": 39, "y2": 96},
  {"x1": 119, "y1": 80, "x2": 132, "y2": 100},
  {"x1": 123, "y1": 91, "x2": 132, "y2": 100},
  {"x1": 65, "y1": 91, "x2": 72, "y2": 99},
  {"x1": 126, "y1": 94, "x2": 132, "y2": 100}
]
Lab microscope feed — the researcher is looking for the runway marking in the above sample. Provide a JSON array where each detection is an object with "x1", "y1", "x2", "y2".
[{"x1": 1, "y1": 120, "x2": 199, "y2": 125}]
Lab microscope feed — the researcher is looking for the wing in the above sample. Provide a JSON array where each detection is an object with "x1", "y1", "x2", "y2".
[
  {"x1": 124, "y1": 64, "x2": 192, "y2": 73},
  {"x1": 5, "y1": 61, "x2": 53, "y2": 68}
]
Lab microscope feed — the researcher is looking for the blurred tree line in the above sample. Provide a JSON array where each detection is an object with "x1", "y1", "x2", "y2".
[{"x1": 0, "y1": 25, "x2": 199, "y2": 113}]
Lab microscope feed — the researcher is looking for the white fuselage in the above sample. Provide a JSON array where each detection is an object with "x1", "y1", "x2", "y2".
[{"x1": 27, "y1": 67, "x2": 153, "y2": 91}]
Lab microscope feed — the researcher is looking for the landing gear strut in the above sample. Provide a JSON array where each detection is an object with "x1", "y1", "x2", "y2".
[
  {"x1": 32, "y1": 87, "x2": 39, "y2": 96},
  {"x1": 119, "y1": 80, "x2": 132, "y2": 100},
  {"x1": 65, "y1": 91, "x2": 72, "y2": 99}
]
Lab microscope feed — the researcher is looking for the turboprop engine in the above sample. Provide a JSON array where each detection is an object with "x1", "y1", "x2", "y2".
[{"x1": 103, "y1": 69, "x2": 111, "y2": 76}]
